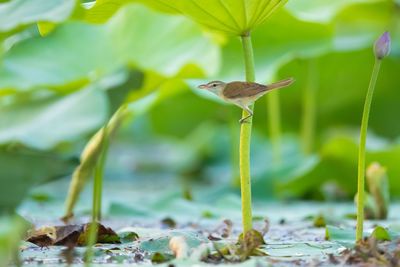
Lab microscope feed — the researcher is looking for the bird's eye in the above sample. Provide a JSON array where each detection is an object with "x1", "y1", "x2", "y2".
[{"x1": 212, "y1": 84, "x2": 217, "y2": 87}]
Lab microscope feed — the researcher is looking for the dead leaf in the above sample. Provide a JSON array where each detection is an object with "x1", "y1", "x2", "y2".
[
  {"x1": 208, "y1": 219, "x2": 233, "y2": 240},
  {"x1": 26, "y1": 223, "x2": 120, "y2": 247}
]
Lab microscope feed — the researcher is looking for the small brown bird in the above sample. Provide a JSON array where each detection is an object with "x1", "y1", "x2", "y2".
[{"x1": 198, "y1": 78, "x2": 294, "y2": 123}]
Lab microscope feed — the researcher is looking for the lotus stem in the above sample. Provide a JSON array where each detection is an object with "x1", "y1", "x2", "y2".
[
  {"x1": 301, "y1": 59, "x2": 318, "y2": 155},
  {"x1": 86, "y1": 126, "x2": 109, "y2": 263},
  {"x1": 267, "y1": 90, "x2": 282, "y2": 164},
  {"x1": 356, "y1": 59, "x2": 382, "y2": 241},
  {"x1": 240, "y1": 33, "x2": 255, "y2": 234}
]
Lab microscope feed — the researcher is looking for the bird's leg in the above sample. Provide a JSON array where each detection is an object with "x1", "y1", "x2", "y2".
[{"x1": 239, "y1": 106, "x2": 253, "y2": 124}]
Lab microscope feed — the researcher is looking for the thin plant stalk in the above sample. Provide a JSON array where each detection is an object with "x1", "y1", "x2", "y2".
[
  {"x1": 240, "y1": 33, "x2": 255, "y2": 234},
  {"x1": 301, "y1": 59, "x2": 318, "y2": 155},
  {"x1": 92, "y1": 128, "x2": 109, "y2": 222},
  {"x1": 356, "y1": 59, "x2": 382, "y2": 241},
  {"x1": 63, "y1": 105, "x2": 128, "y2": 222},
  {"x1": 267, "y1": 90, "x2": 282, "y2": 164},
  {"x1": 85, "y1": 127, "x2": 110, "y2": 264},
  {"x1": 230, "y1": 109, "x2": 240, "y2": 186},
  {"x1": 84, "y1": 221, "x2": 99, "y2": 265}
]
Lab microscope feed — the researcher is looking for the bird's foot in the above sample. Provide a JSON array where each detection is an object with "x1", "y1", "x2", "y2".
[{"x1": 239, "y1": 118, "x2": 251, "y2": 124}]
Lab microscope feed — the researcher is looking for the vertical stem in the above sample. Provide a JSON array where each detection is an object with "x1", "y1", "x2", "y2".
[
  {"x1": 356, "y1": 59, "x2": 381, "y2": 242},
  {"x1": 230, "y1": 109, "x2": 240, "y2": 187},
  {"x1": 92, "y1": 128, "x2": 109, "y2": 221},
  {"x1": 301, "y1": 59, "x2": 318, "y2": 155},
  {"x1": 85, "y1": 127, "x2": 109, "y2": 263},
  {"x1": 84, "y1": 221, "x2": 98, "y2": 265},
  {"x1": 242, "y1": 34, "x2": 256, "y2": 83},
  {"x1": 267, "y1": 91, "x2": 282, "y2": 164},
  {"x1": 240, "y1": 33, "x2": 255, "y2": 234}
]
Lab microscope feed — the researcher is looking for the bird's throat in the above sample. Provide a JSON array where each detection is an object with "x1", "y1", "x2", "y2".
[{"x1": 208, "y1": 87, "x2": 224, "y2": 97}]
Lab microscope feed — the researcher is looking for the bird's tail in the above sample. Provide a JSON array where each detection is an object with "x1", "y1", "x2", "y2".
[{"x1": 267, "y1": 77, "x2": 295, "y2": 91}]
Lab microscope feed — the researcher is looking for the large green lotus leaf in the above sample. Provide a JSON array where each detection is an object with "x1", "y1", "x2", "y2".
[
  {"x1": 0, "y1": 147, "x2": 76, "y2": 213},
  {"x1": 0, "y1": 23, "x2": 118, "y2": 91},
  {"x1": 106, "y1": 4, "x2": 220, "y2": 77},
  {"x1": 139, "y1": 0, "x2": 288, "y2": 35},
  {"x1": 278, "y1": 136, "x2": 400, "y2": 199},
  {"x1": 285, "y1": 0, "x2": 382, "y2": 23},
  {"x1": 0, "y1": 0, "x2": 76, "y2": 32},
  {"x1": 77, "y1": 0, "x2": 287, "y2": 36},
  {"x1": 82, "y1": 0, "x2": 179, "y2": 23},
  {"x1": 0, "y1": 86, "x2": 108, "y2": 150},
  {"x1": 41, "y1": 0, "x2": 387, "y2": 34},
  {"x1": 0, "y1": 4, "x2": 218, "y2": 92},
  {"x1": 219, "y1": 9, "x2": 334, "y2": 81}
]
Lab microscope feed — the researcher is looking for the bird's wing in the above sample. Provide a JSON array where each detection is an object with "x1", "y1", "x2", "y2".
[{"x1": 222, "y1": 82, "x2": 267, "y2": 99}]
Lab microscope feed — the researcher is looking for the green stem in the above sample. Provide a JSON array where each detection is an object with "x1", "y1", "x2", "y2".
[
  {"x1": 92, "y1": 127, "x2": 109, "y2": 221},
  {"x1": 356, "y1": 59, "x2": 382, "y2": 242},
  {"x1": 301, "y1": 59, "x2": 318, "y2": 155},
  {"x1": 85, "y1": 127, "x2": 109, "y2": 263},
  {"x1": 267, "y1": 91, "x2": 282, "y2": 164},
  {"x1": 240, "y1": 33, "x2": 255, "y2": 234},
  {"x1": 230, "y1": 109, "x2": 240, "y2": 187},
  {"x1": 84, "y1": 222, "x2": 98, "y2": 265}
]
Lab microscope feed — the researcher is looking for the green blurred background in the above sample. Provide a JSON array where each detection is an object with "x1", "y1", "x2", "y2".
[{"x1": 0, "y1": 0, "x2": 400, "y2": 215}]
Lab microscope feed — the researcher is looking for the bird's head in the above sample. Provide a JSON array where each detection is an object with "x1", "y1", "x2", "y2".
[{"x1": 198, "y1": 81, "x2": 226, "y2": 94}]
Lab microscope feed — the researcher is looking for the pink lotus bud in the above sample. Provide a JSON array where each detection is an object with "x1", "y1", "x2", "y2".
[{"x1": 374, "y1": 32, "x2": 391, "y2": 60}]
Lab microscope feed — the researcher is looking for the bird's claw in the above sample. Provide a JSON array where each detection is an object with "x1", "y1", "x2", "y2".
[{"x1": 239, "y1": 118, "x2": 251, "y2": 124}]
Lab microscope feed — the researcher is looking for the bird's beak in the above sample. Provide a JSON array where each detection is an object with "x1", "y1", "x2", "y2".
[{"x1": 198, "y1": 84, "x2": 207, "y2": 89}]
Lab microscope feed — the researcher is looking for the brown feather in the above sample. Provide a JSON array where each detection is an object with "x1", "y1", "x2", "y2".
[
  {"x1": 266, "y1": 78, "x2": 294, "y2": 90},
  {"x1": 222, "y1": 82, "x2": 266, "y2": 99},
  {"x1": 222, "y1": 78, "x2": 294, "y2": 100}
]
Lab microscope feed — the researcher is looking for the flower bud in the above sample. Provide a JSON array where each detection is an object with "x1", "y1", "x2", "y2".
[{"x1": 374, "y1": 31, "x2": 391, "y2": 60}]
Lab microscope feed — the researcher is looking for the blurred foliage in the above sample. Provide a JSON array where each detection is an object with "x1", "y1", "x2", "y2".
[
  {"x1": 0, "y1": 147, "x2": 76, "y2": 214},
  {"x1": 63, "y1": 105, "x2": 129, "y2": 221},
  {"x1": 0, "y1": 0, "x2": 76, "y2": 39},
  {"x1": 219, "y1": 9, "x2": 333, "y2": 80},
  {"x1": 364, "y1": 163, "x2": 390, "y2": 219},
  {"x1": 0, "y1": 0, "x2": 400, "y2": 217},
  {"x1": 0, "y1": 86, "x2": 108, "y2": 149},
  {"x1": 0, "y1": 215, "x2": 30, "y2": 265},
  {"x1": 278, "y1": 49, "x2": 400, "y2": 138},
  {"x1": 0, "y1": 4, "x2": 218, "y2": 92},
  {"x1": 325, "y1": 224, "x2": 400, "y2": 247},
  {"x1": 279, "y1": 136, "x2": 400, "y2": 199}
]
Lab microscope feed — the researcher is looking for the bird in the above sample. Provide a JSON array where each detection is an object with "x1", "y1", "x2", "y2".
[{"x1": 198, "y1": 78, "x2": 294, "y2": 123}]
